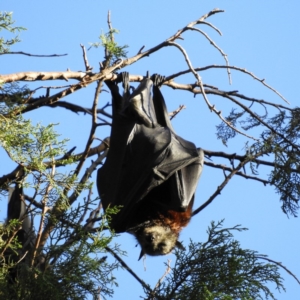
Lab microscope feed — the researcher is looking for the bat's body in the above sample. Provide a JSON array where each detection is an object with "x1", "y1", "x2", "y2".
[
  {"x1": 97, "y1": 73, "x2": 204, "y2": 258},
  {"x1": 6, "y1": 184, "x2": 36, "y2": 282}
]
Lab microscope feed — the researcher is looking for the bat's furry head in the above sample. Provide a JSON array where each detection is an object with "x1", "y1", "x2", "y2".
[
  {"x1": 128, "y1": 205, "x2": 191, "y2": 260},
  {"x1": 132, "y1": 225, "x2": 184, "y2": 260}
]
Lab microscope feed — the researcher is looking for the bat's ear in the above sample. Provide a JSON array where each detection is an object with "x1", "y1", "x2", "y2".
[
  {"x1": 138, "y1": 249, "x2": 145, "y2": 261},
  {"x1": 175, "y1": 240, "x2": 185, "y2": 251}
]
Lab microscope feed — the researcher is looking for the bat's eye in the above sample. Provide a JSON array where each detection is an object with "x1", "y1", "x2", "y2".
[
  {"x1": 158, "y1": 242, "x2": 166, "y2": 250},
  {"x1": 146, "y1": 234, "x2": 157, "y2": 242}
]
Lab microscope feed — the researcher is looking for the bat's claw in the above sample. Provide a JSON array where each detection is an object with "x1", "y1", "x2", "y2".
[{"x1": 151, "y1": 73, "x2": 166, "y2": 87}]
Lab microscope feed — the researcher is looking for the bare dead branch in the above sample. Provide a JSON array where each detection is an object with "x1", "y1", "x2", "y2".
[
  {"x1": 188, "y1": 27, "x2": 231, "y2": 83},
  {"x1": 167, "y1": 40, "x2": 258, "y2": 141},
  {"x1": 7, "y1": 60, "x2": 123, "y2": 116},
  {"x1": 119, "y1": 9, "x2": 225, "y2": 69},
  {"x1": 198, "y1": 20, "x2": 222, "y2": 35},
  {"x1": 165, "y1": 65, "x2": 289, "y2": 104},
  {"x1": 45, "y1": 100, "x2": 112, "y2": 120},
  {"x1": 153, "y1": 259, "x2": 172, "y2": 293},
  {"x1": 0, "y1": 71, "x2": 88, "y2": 83},
  {"x1": 204, "y1": 160, "x2": 270, "y2": 185},
  {"x1": 0, "y1": 51, "x2": 67, "y2": 57},
  {"x1": 80, "y1": 44, "x2": 93, "y2": 71},
  {"x1": 170, "y1": 104, "x2": 186, "y2": 120},
  {"x1": 72, "y1": 80, "x2": 103, "y2": 179},
  {"x1": 107, "y1": 11, "x2": 113, "y2": 35},
  {"x1": 137, "y1": 45, "x2": 145, "y2": 54}
]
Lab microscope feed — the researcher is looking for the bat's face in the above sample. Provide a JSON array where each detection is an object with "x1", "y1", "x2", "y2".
[{"x1": 133, "y1": 225, "x2": 178, "y2": 256}]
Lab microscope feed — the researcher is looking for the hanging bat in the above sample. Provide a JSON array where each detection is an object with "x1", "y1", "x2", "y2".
[
  {"x1": 6, "y1": 184, "x2": 36, "y2": 282},
  {"x1": 7, "y1": 184, "x2": 34, "y2": 248},
  {"x1": 97, "y1": 73, "x2": 204, "y2": 259}
]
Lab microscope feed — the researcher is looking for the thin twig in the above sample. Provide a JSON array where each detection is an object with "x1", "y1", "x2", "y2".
[
  {"x1": 31, "y1": 157, "x2": 55, "y2": 266},
  {"x1": 0, "y1": 224, "x2": 22, "y2": 257},
  {"x1": 204, "y1": 160, "x2": 270, "y2": 185},
  {"x1": 0, "y1": 51, "x2": 67, "y2": 57},
  {"x1": 169, "y1": 105, "x2": 186, "y2": 120},
  {"x1": 165, "y1": 65, "x2": 289, "y2": 104},
  {"x1": 193, "y1": 158, "x2": 249, "y2": 216},
  {"x1": 72, "y1": 80, "x2": 103, "y2": 178},
  {"x1": 45, "y1": 100, "x2": 112, "y2": 121},
  {"x1": 80, "y1": 44, "x2": 93, "y2": 71},
  {"x1": 38, "y1": 148, "x2": 108, "y2": 249},
  {"x1": 153, "y1": 259, "x2": 172, "y2": 292},
  {"x1": 198, "y1": 20, "x2": 222, "y2": 35},
  {"x1": 168, "y1": 41, "x2": 258, "y2": 141},
  {"x1": 105, "y1": 246, "x2": 151, "y2": 292},
  {"x1": 256, "y1": 255, "x2": 300, "y2": 285},
  {"x1": 188, "y1": 27, "x2": 231, "y2": 83}
]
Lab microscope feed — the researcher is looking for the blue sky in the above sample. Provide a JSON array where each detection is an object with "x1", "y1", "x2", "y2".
[{"x1": 1, "y1": 1, "x2": 300, "y2": 299}]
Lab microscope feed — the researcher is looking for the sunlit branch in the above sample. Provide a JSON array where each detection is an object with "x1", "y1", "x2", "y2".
[
  {"x1": 167, "y1": 40, "x2": 258, "y2": 141},
  {"x1": 165, "y1": 65, "x2": 289, "y2": 104}
]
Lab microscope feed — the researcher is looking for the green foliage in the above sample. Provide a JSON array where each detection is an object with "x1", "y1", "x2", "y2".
[
  {"x1": 152, "y1": 221, "x2": 285, "y2": 300},
  {"x1": 90, "y1": 28, "x2": 128, "y2": 64},
  {"x1": 247, "y1": 109, "x2": 300, "y2": 216},
  {"x1": 216, "y1": 108, "x2": 242, "y2": 145},
  {"x1": 0, "y1": 110, "x2": 121, "y2": 299},
  {"x1": 0, "y1": 219, "x2": 23, "y2": 261},
  {"x1": 1, "y1": 9, "x2": 298, "y2": 300},
  {"x1": 216, "y1": 106, "x2": 300, "y2": 216},
  {"x1": 0, "y1": 11, "x2": 26, "y2": 53},
  {"x1": 1, "y1": 116, "x2": 67, "y2": 165},
  {"x1": 0, "y1": 83, "x2": 31, "y2": 107},
  {"x1": 0, "y1": 205, "x2": 121, "y2": 300}
]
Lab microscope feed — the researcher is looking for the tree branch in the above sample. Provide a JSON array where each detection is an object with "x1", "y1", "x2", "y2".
[
  {"x1": 204, "y1": 160, "x2": 270, "y2": 185},
  {"x1": 0, "y1": 51, "x2": 67, "y2": 57},
  {"x1": 105, "y1": 246, "x2": 152, "y2": 293},
  {"x1": 80, "y1": 44, "x2": 92, "y2": 71},
  {"x1": 193, "y1": 157, "x2": 250, "y2": 216},
  {"x1": 256, "y1": 255, "x2": 300, "y2": 285}
]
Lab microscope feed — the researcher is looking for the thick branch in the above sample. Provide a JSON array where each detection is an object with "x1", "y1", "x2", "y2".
[{"x1": 0, "y1": 71, "x2": 89, "y2": 83}]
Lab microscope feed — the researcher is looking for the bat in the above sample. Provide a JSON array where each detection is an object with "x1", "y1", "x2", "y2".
[
  {"x1": 7, "y1": 184, "x2": 34, "y2": 248},
  {"x1": 6, "y1": 184, "x2": 36, "y2": 282},
  {"x1": 97, "y1": 73, "x2": 204, "y2": 259}
]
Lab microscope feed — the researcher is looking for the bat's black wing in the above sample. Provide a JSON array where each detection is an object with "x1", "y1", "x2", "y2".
[{"x1": 97, "y1": 73, "x2": 204, "y2": 232}]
